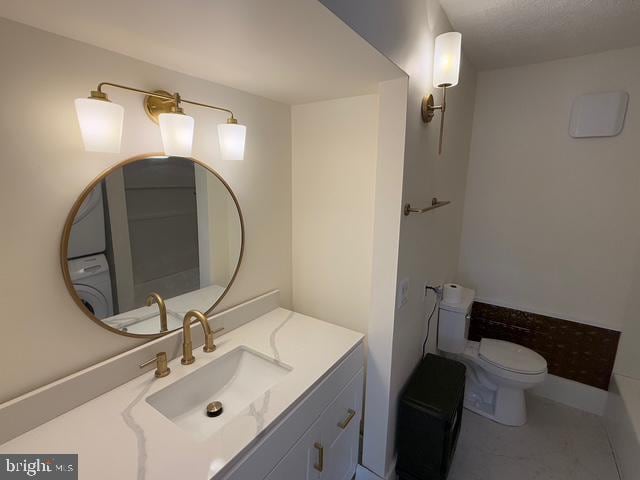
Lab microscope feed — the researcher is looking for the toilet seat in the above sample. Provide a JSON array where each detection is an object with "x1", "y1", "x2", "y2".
[{"x1": 479, "y1": 338, "x2": 547, "y2": 375}]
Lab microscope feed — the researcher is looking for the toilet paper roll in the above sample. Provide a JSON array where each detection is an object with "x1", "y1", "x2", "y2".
[{"x1": 443, "y1": 283, "x2": 463, "y2": 304}]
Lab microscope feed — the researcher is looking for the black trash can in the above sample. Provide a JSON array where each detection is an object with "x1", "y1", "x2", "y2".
[{"x1": 396, "y1": 353, "x2": 466, "y2": 480}]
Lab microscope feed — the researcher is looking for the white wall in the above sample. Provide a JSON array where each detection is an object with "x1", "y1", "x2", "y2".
[
  {"x1": 617, "y1": 287, "x2": 640, "y2": 379},
  {"x1": 362, "y1": 77, "x2": 408, "y2": 478},
  {"x1": 290, "y1": 86, "x2": 411, "y2": 480},
  {"x1": 0, "y1": 18, "x2": 292, "y2": 403},
  {"x1": 291, "y1": 95, "x2": 379, "y2": 334},
  {"x1": 458, "y1": 47, "x2": 640, "y2": 341},
  {"x1": 319, "y1": 2, "x2": 478, "y2": 477}
]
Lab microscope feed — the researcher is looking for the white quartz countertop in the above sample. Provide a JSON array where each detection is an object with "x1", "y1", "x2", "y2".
[{"x1": 0, "y1": 308, "x2": 364, "y2": 479}]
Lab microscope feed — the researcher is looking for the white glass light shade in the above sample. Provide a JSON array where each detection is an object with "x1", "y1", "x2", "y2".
[
  {"x1": 433, "y1": 32, "x2": 462, "y2": 88},
  {"x1": 159, "y1": 113, "x2": 194, "y2": 157},
  {"x1": 217, "y1": 123, "x2": 246, "y2": 161},
  {"x1": 74, "y1": 98, "x2": 124, "y2": 153}
]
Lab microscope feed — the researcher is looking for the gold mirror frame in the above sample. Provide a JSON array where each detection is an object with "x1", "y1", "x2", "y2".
[{"x1": 60, "y1": 153, "x2": 245, "y2": 339}]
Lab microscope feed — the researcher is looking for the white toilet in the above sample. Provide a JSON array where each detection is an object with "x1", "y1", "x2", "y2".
[{"x1": 437, "y1": 287, "x2": 547, "y2": 426}]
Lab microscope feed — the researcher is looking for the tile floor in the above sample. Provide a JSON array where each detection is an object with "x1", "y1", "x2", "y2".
[{"x1": 448, "y1": 395, "x2": 621, "y2": 480}]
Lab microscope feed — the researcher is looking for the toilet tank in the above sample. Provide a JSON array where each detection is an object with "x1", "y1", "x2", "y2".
[{"x1": 437, "y1": 287, "x2": 475, "y2": 354}]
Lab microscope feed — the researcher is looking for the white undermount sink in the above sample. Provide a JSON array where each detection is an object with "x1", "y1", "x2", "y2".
[{"x1": 146, "y1": 347, "x2": 291, "y2": 440}]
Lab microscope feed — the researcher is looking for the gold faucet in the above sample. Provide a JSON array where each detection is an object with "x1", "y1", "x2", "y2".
[
  {"x1": 181, "y1": 310, "x2": 216, "y2": 365},
  {"x1": 146, "y1": 292, "x2": 168, "y2": 332}
]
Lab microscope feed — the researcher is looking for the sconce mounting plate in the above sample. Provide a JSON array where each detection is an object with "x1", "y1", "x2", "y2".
[
  {"x1": 422, "y1": 94, "x2": 435, "y2": 123},
  {"x1": 144, "y1": 90, "x2": 175, "y2": 124}
]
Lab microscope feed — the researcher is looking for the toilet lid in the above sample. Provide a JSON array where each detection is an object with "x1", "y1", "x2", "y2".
[{"x1": 479, "y1": 338, "x2": 547, "y2": 374}]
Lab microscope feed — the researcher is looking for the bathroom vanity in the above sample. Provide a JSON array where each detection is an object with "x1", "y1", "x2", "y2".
[
  {"x1": 0, "y1": 305, "x2": 364, "y2": 480},
  {"x1": 0, "y1": 154, "x2": 364, "y2": 479}
]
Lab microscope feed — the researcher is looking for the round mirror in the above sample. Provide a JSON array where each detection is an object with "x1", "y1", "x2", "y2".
[{"x1": 61, "y1": 155, "x2": 244, "y2": 337}]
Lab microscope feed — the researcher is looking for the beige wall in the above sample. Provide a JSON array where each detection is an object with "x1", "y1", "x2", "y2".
[
  {"x1": 458, "y1": 47, "x2": 640, "y2": 342},
  {"x1": 291, "y1": 94, "x2": 379, "y2": 334},
  {"x1": 319, "y1": 1, "x2": 478, "y2": 477},
  {"x1": 0, "y1": 19, "x2": 292, "y2": 403}
]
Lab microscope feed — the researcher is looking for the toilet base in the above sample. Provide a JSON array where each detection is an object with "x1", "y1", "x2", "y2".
[
  {"x1": 464, "y1": 383, "x2": 527, "y2": 426},
  {"x1": 441, "y1": 342, "x2": 545, "y2": 427}
]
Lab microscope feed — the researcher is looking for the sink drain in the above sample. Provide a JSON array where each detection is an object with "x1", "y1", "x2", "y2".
[{"x1": 206, "y1": 401, "x2": 223, "y2": 418}]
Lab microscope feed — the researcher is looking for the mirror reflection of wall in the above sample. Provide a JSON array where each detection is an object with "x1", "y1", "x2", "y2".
[
  {"x1": 64, "y1": 156, "x2": 243, "y2": 337},
  {"x1": 194, "y1": 165, "x2": 242, "y2": 294},
  {"x1": 106, "y1": 158, "x2": 201, "y2": 313}
]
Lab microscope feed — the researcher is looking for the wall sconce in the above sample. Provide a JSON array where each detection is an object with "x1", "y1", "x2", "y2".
[
  {"x1": 422, "y1": 32, "x2": 462, "y2": 155},
  {"x1": 75, "y1": 83, "x2": 246, "y2": 160}
]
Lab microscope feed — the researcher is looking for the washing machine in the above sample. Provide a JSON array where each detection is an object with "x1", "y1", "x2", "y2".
[
  {"x1": 67, "y1": 186, "x2": 106, "y2": 259},
  {"x1": 68, "y1": 254, "x2": 114, "y2": 320}
]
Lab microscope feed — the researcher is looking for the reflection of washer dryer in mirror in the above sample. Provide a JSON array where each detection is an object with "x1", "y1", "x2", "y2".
[
  {"x1": 68, "y1": 186, "x2": 106, "y2": 259},
  {"x1": 68, "y1": 254, "x2": 113, "y2": 320}
]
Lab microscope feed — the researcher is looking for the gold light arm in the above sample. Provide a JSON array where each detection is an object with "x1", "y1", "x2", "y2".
[
  {"x1": 180, "y1": 98, "x2": 235, "y2": 120},
  {"x1": 421, "y1": 85, "x2": 448, "y2": 155},
  {"x1": 95, "y1": 81, "x2": 236, "y2": 120},
  {"x1": 97, "y1": 82, "x2": 173, "y2": 101},
  {"x1": 438, "y1": 86, "x2": 447, "y2": 155}
]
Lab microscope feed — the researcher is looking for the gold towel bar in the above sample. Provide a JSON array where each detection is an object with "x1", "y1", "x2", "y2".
[{"x1": 404, "y1": 197, "x2": 451, "y2": 216}]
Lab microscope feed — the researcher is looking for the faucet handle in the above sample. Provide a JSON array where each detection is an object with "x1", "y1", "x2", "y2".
[
  {"x1": 140, "y1": 352, "x2": 171, "y2": 378},
  {"x1": 203, "y1": 327, "x2": 224, "y2": 353}
]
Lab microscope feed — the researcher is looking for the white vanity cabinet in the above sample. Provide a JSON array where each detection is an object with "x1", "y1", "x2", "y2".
[
  {"x1": 221, "y1": 342, "x2": 365, "y2": 480},
  {"x1": 266, "y1": 369, "x2": 363, "y2": 480}
]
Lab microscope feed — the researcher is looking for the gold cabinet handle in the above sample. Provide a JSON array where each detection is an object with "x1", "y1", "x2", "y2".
[
  {"x1": 313, "y1": 442, "x2": 324, "y2": 472},
  {"x1": 338, "y1": 408, "x2": 356, "y2": 429}
]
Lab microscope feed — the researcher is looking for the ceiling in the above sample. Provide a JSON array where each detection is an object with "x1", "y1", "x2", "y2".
[
  {"x1": 439, "y1": 0, "x2": 640, "y2": 70},
  {"x1": 0, "y1": 0, "x2": 403, "y2": 104}
]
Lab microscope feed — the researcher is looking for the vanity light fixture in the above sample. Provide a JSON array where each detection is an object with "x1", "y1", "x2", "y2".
[
  {"x1": 75, "y1": 91, "x2": 124, "y2": 154},
  {"x1": 75, "y1": 83, "x2": 246, "y2": 160},
  {"x1": 422, "y1": 32, "x2": 462, "y2": 155}
]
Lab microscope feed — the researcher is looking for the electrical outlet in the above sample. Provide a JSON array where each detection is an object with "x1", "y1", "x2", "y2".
[
  {"x1": 397, "y1": 278, "x2": 410, "y2": 309},
  {"x1": 424, "y1": 283, "x2": 444, "y2": 299}
]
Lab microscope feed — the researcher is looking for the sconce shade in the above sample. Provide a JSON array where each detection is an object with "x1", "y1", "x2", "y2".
[
  {"x1": 433, "y1": 32, "x2": 462, "y2": 88},
  {"x1": 217, "y1": 122, "x2": 246, "y2": 161},
  {"x1": 159, "y1": 112, "x2": 194, "y2": 157},
  {"x1": 75, "y1": 97, "x2": 124, "y2": 153}
]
